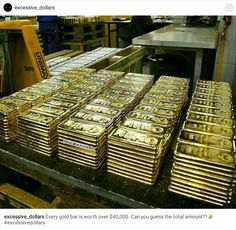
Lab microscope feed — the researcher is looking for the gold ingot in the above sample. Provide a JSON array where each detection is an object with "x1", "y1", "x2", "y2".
[
  {"x1": 183, "y1": 121, "x2": 233, "y2": 138},
  {"x1": 59, "y1": 118, "x2": 105, "y2": 137},
  {"x1": 187, "y1": 112, "x2": 234, "y2": 127},
  {"x1": 129, "y1": 111, "x2": 171, "y2": 127},
  {"x1": 189, "y1": 104, "x2": 232, "y2": 118},
  {"x1": 179, "y1": 130, "x2": 233, "y2": 151},
  {"x1": 121, "y1": 118, "x2": 166, "y2": 136},
  {"x1": 175, "y1": 142, "x2": 235, "y2": 168}
]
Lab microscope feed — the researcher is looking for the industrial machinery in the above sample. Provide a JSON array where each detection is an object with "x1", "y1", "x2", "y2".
[{"x1": 0, "y1": 20, "x2": 50, "y2": 96}]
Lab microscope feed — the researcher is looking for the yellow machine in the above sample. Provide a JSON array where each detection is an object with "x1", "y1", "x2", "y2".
[{"x1": 0, "y1": 20, "x2": 50, "y2": 95}]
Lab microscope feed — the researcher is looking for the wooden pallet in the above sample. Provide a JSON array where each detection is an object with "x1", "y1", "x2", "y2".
[
  {"x1": 63, "y1": 37, "x2": 105, "y2": 52},
  {"x1": 62, "y1": 30, "x2": 105, "y2": 42},
  {"x1": 61, "y1": 22, "x2": 105, "y2": 35},
  {"x1": 60, "y1": 20, "x2": 105, "y2": 51}
]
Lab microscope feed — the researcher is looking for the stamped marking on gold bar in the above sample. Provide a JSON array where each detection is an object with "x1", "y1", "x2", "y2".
[
  {"x1": 19, "y1": 111, "x2": 56, "y2": 124},
  {"x1": 195, "y1": 88, "x2": 231, "y2": 97},
  {"x1": 0, "y1": 97, "x2": 30, "y2": 108},
  {"x1": 192, "y1": 98, "x2": 231, "y2": 109},
  {"x1": 73, "y1": 111, "x2": 112, "y2": 125},
  {"x1": 136, "y1": 104, "x2": 175, "y2": 117},
  {"x1": 32, "y1": 105, "x2": 68, "y2": 116},
  {"x1": 59, "y1": 119, "x2": 105, "y2": 137},
  {"x1": 61, "y1": 139, "x2": 96, "y2": 151},
  {"x1": 90, "y1": 98, "x2": 126, "y2": 108},
  {"x1": 180, "y1": 130, "x2": 233, "y2": 150},
  {"x1": 187, "y1": 112, "x2": 234, "y2": 127},
  {"x1": 142, "y1": 98, "x2": 179, "y2": 109},
  {"x1": 183, "y1": 121, "x2": 233, "y2": 138},
  {"x1": 99, "y1": 93, "x2": 133, "y2": 103},
  {"x1": 11, "y1": 92, "x2": 41, "y2": 101},
  {"x1": 176, "y1": 142, "x2": 235, "y2": 166},
  {"x1": 189, "y1": 105, "x2": 232, "y2": 117},
  {"x1": 129, "y1": 111, "x2": 170, "y2": 126},
  {"x1": 110, "y1": 127, "x2": 160, "y2": 148},
  {"x1": 84, "y1": 104, "x2": 119, "y2": 116},
  {"x1": 193, "y1": 92, "x2": 231, "y2": 102},
  {"x1": 45, "y1": 99, "x2": 76, "y2": 108},
  {"x1": 121, "y1": 119, "x2": 165, "y2": 135},
  {"x1": 0, "y1": 103, "x2": 16, "y2": 113}
]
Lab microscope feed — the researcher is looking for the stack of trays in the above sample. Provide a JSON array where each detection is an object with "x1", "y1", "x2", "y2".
[
  {"x1": 0, "y1": 97, "x2": 31, "y2": 141},
  {"x1": 169, "y1": 80, "x2": 236, "y2": 206},
  {"x1": 58, "y1": 73, "x2": 154, "y2": 169},
  {"x1": 108, "y1": 75, "x2": 190, "y2": 185},
  {"x1": 18, "y1": 70, "x2": 125, "y2": 156}
]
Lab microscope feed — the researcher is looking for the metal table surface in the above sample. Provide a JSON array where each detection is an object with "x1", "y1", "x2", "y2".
[
  {"x1": 0, "y1": 141, "x2": 235, "y2": 208},
  {"x1": 132, "y1": 24, "x2": 219, "y2": 91}
]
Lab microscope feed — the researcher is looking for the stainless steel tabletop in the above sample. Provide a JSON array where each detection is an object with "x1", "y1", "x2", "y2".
[
  {"x1": 132, "y1": 24, "x2": 219, "y2": 93},
  {"x1": 133, "y1": 24, "x2": 218, "y2": 49}
]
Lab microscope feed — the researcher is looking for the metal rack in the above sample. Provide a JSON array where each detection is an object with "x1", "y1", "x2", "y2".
[{"x1": 1, "y1": 140, "x2": 235, "y2": 208}]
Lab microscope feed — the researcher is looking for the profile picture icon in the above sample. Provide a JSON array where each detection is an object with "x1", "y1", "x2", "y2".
[{"x1": 3, "y1": 3, "x2": 12, "y2": 12}]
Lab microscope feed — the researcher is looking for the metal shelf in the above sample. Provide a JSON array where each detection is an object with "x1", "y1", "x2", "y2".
[{"x1": 1, "y1": 141, "x2": 233, "y2": 208}]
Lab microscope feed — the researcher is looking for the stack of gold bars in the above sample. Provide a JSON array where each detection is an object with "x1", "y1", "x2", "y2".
[
  {"x1": 58, "y1": 73, "x2": 154, "y2": 169},
  {"x1": 18, "y1": 70, "x2": 124, "y2": 156},
  {"x1": 41, "y1": 67, "x2": 96, "y2": 90},
  {"x1": 0, "y1": 67, "x2": 95, "y2": 142},
  {"x1": 0, "y1": 97, "x2": 31, "y2": 141},
  {"x1": 169, "y1": 80, "x2": 236, "y2": 206},
  {"x1": 107, "y1": 76, "x2": 189, "y2": 185},
  {"x1": 58, "y1": 70, "x2": 124, "y2": 106}
]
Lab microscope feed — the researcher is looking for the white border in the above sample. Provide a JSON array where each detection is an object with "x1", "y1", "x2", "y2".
[{"x1": 0, "y1": 0, "x2": 235, "y2": 15}]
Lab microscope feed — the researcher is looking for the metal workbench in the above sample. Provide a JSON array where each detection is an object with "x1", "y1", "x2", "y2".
[
  {"x1": 132, "y1": 24, "x2": 219, "y2": 91},
  {"x1": 0, "y1": 140, "x2": 235, "y2": 208}
]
